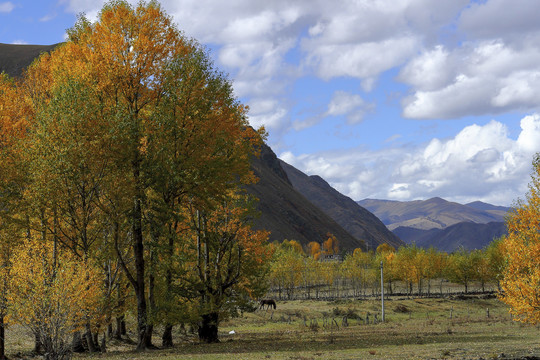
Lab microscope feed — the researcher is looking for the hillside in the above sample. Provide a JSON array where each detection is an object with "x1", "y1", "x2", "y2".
[
  {"x1": 280, "y1": 161, "x2": 404, "y2": 250},
  {"x1": 393, "y1": 221, "x2": 507, "y2": 252},
  {"x1": 247, "y1": 144, "x2": 364, "y2": 251},
  {"x1": 0, "y1": 43, "x2": 58, "y2": 77},
  {"x1": 358, "y1": 197, "x2": 508, "y2": 230},
  {"x1": 465, "y1": 201, "x2": 510, "y2": 220}
]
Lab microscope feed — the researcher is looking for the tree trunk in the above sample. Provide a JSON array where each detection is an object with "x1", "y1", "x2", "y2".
[
  {"x1": 0, "y1": 315, "x2": 5, "y2": 360},
  {"x1": 162, "y1": 224, "x2": 175, "y2": 348},
  {"x1": 34, "y1": 332, "x2": 42, "y2": 355},
  {"x1": 145, "y1": 249, "x2": 156, "y2": 349},
  {"x1": 114, "y1": 315, "x2": 124, "y2": 339},
  {"x1": 85, "y1": 323, "x2": 97, "y2": 353},
  {"x1": 162, "y1": 325, "x2": 173, "y2": 348},
  {"x1": 133, "y1": 196, "x2": 148, "y2": 351},
  {"x1": 144, "y1": 324, "x2": 154, "y2": 349},
  {"x1": 198, "y1": 312, "x2": 219, "y2": 343},
  {"x1": 72, "y1": 331, "x2": 85, "y2": 353}
]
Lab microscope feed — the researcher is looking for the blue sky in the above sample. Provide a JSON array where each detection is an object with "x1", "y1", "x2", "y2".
[{"x1": 2, "y1": 0, "x2": 540, "y2": 206}]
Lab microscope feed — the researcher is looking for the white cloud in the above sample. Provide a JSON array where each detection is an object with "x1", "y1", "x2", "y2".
[
  {"x1": 459, "y1": 0, "x2": 540, "y2": 41},
  {"x1": 40, "y1": 14, "x2": 56, "y2": 22},
  {"x1": 398, "y1": 45, "x2": 453, "y2": 91},
  {"x1": 304, "y1": 36, "x2": 421, "y2": 83},
  {"x1": 11, "y1": 40, "x2": 28, "y2": 45},
  {"x1": 401, "y1": 39, "x2": 540, "y2": 119},
  {"x1": 325, "y1": 91, "x2": 374, "y2": 124},
  {"x1": 247, "y1": 98, "x2": 290, "y2": 132},
  {"x1": 280, "y1": 115, "x2": 540, "y2": 206},
  {"x1": 0, "y1": 2, "x2": 14, "y2": 13}
]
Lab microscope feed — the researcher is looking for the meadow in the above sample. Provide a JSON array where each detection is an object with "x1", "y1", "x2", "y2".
[{"x1": 6, "y1": 293, "x2": 539, "y2": 360}]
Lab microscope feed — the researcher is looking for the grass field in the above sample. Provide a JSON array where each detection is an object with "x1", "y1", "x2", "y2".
[{"x1": 6, "y1": 295, "x2": 538, "y2": 360}]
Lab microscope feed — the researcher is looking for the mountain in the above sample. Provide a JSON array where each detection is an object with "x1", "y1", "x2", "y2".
[
  {"x1": 358, "y1": 197, "x2": 508, "y2": 230},
  {"x1": 393, "y1": 221, "x2": 507, "y2": 252},
  {"x1": 247, "y1": 144, "x2": 365, "y2": 251},
  {"x1": 465, "y1": 201, "x2": 510, "y2": 220},
  {"x1": 0, "y1": 43, "x2": 58, "y2": 78},
  {"x1": 280, "y1": 161, "x2": 404, "y2": 250}
]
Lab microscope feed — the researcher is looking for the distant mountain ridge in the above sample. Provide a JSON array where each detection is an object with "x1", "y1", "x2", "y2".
[
  {"x1": 358, "y1": 197, "x2": 509, "y2": 230},
  {"x1": 394, "y1": 222, "x2": 507, "y2": 252},
  {"x1": 359, "y1": 197, "x2": 510, "y2": 252}
]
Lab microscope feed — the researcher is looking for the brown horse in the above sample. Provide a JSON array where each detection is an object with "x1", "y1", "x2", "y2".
[{"x1": 259, "y1": 299, "x2": 276, "y2": 310}]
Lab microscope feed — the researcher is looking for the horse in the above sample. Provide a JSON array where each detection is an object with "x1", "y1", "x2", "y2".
[{"x1": 259, "y1": 299, "x2": 277, "y2": 310}]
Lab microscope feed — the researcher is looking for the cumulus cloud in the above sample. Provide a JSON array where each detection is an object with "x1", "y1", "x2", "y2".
[
  {"x1": 0, "y1": 2, "x2": 14, "y2": 13},
  {"x1": 280, "y1": 114, "x2": 540, "y2": 206},
  {"x1": 401, "y1": 40, "x2": 540, "y2": 119},
  {"x1": 304, "y1": 36, "x2": 420, "y2": 84}
]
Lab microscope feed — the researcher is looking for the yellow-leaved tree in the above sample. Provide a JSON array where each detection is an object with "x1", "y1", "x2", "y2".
[
  {"x1": 500, "y1": 154, "x2": 540, "y2": 324},
  {"x1": 8, "y1": 239, "x2": 103, "y2": 359}
]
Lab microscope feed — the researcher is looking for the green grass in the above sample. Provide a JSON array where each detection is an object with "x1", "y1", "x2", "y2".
[{"x1": 6, "y1": 297, "x2": 540, "y2": 360}]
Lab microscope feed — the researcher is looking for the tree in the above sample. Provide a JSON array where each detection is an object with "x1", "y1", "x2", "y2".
[
  {"x1": 423, "y1": 247, "x2": 445, "y2": 295},
  {"x1": 307, "y1": 241, "x2": 321, "y2": 260},
  {"x1": 375, "y1": 246, "x2": 398, "y2": 295},
  {"x1": 8, "y1": 239, "x2": 103, "y2": 360},
  {"x1": 182, "y1": 192, "x2": 270, "y2": 342},
  {"x1": 0, "y1": 0, "x2": 268, "y2": 351},
  {"x1": 471, "y1": 249, "x2": 491, "y2": 293},
  {"x1": 500, "y1": 155, "x2": 540, "y2": 324},
  {"x1": 269, "y1": 241, "x2": 304, "y2": 300},
  {"x1": 0, "y1": 72, "x2": 32, "y2": 360},
  {"x1": 24, "y1": 0, "x2": 263, "y2": 349},
  {"x1": 485, "y1": 237, "x2": 505, "y2": 291},
  {"x1": 394, "y1": 245, "x2": 425, "y2": 295},
  {"x1": 323, "y1": 233, "x2": 339, "y2": 255},
  {"x1": 340, "y1": 248, "x2": 375, "y2": 297},
  {"x1": 446, "y1": 247, "x2": 476, "y2": 293},
  {"x1": 376, "y1": 243, "x2": 395, "y2": 255}
]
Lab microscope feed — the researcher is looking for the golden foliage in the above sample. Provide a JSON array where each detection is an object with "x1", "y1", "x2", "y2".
[
  {"x1": 323, "y1": 232, "x2": 339, "y2": 255},
  {"x1": 8, "y1": 239, "x2": 104, "y2": 335},
  {"x1": 500, "y1": 155, "x2": 540, "y2": 324}
]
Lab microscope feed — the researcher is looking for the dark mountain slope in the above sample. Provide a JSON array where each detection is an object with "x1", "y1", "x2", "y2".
[
  {"x1": 394, "y1": 221, "x2": 507, "y2": 252},
  {"x1": 280, "y1": 161, "x2": 404, "y2": 250},
  {"x1": 247, "y1": 144, "x2": 364, "y2": 251},
  {"x1": 0, "y1": 43, "x2": 59, "y2": 78}
]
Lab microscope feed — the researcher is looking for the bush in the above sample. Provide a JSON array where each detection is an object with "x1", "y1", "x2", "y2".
[{"x1": 332, "y1": 307, "x2": 361, "y2": 320}]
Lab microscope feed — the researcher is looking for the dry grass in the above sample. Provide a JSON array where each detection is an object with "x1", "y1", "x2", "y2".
[{"x1": 5, "y1": 297, "x2": 540, "y2": 360}]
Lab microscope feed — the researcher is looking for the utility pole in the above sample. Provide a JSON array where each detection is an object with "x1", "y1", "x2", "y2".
[{"x1": 380, "y1": 260, "x2": 385, "y2": 322}]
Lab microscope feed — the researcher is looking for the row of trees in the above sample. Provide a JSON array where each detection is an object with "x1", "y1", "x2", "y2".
[
  {"x1": 0, "y1": 1, "x2": 271, "y2": 358},
  {"x1": 268, "y1": 239, "x2": 505, "y2": 300},
  {"x1": 268, "y1": 151, "x2": 540, "y2": 327}
]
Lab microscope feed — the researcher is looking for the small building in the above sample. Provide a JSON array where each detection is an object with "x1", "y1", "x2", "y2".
[{"x1": 320, "y1": 254, "x2": 343, "y2": 262}]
